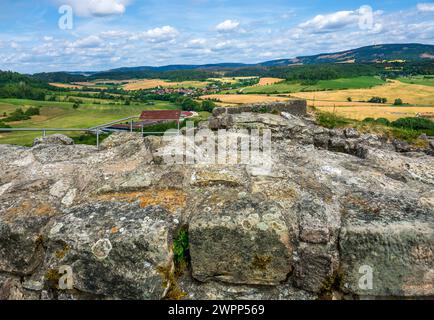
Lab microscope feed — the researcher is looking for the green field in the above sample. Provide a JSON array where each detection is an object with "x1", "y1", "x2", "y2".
[
  {"x1": 397, "y1": 76, "x2": 434, "y2": 87},
  {"x1": 236, "y1": 76, "x2": 386, "y2": 94},
  {"x1": 0, "y1": 99, "x2": 180, "y2": 146}
]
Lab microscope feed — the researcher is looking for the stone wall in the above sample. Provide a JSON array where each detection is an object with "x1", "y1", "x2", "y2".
[{"x1": 212, "y1": 100, "x2": 307, "y2": 117}]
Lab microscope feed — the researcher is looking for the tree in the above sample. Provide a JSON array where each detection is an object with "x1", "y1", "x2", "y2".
[
  {"x1": 347, "y1": 97, "x2": 352, "y2": 102},
  {"x1": 368, "y1": 96, "x2": 387, "y2": 104},
  {"x1": 201, "y1": 100, "x2": 216, "y2": 112},
  {"x1": 180, "y1": 98, "x2": 201, "y2": 112},
  {"x1": 25, "y1": 107, "x2": 40, "y2": 116},
  {"x1": 4, "y1": 108, "x2": 30, "y2": 121},
  {"x1": 0, "y1": 121, "x2": 11, "y2": 128},
  {"x1": 73, "y1": 102, "x2": 80, "y2": 110},
  {"x1": 394, "y1": 98, "x2": 403, "y2": 105}
]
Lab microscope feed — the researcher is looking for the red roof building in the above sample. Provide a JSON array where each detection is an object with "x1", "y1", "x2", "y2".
[{"x1": 140, "y1": 110, "x2": 181, "y2": 121}]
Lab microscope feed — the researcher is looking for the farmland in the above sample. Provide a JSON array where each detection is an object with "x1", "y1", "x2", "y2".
[
  {"x1": 123, "y1": 79, "x2": 210, "y2": 91},
  {"x1": 255, "y1": 77, "x2": 285, "y2": 86},
  {"x1": 199, "y1": 77, "x2": 434, "y2": 120},
  {"x1": 291, "y1": 80, "x2": 434, "y2": 107},
  {"x1": 201, "y1": 94, "x2": 292, "y2": 104},
  {"x1": 0, "y1": 98, "x2": 180, "y2": 146},
  {"x1": 237, "y1": 76, "x2": 386, "y2": 94},
  {"x1": 207, "y1": 76, "x2": 257, "y2": 84},
  {"x1": 312, "y1": 105, "x2": 434, "y2": 121},
  {"x1": 1, "y1": 62, "x2": 433, "y2": 146},
  {"x1": 397, "y1": 76, "x2": 434, "y2": 87}
]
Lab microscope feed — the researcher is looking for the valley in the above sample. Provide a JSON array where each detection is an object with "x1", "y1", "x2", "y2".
[{"x1": 1, "y1": 44, "x2": 433, "y2": 146}]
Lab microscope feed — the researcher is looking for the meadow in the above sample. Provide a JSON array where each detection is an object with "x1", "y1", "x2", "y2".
[
  {"x1": 0, "y1": 98, "x2": 179, "y2": 145},
  {"x1": 238, "y1": 76, "x2": 386, "y2": 94},
  {"x1": 2, "y1": 73, "x2": 433, "y2": 146},
  {"x1": 397, "y1": 76, "x2": 434, "y2": 87}
]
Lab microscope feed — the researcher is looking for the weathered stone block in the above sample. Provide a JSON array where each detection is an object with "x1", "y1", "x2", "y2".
[{"x1": 189, "y1": 192, "x2": 294, "y2": 285}]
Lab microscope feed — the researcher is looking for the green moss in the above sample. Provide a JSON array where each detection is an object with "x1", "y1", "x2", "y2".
[
  {"x1": 44, "y1": 268, "x2": 61, "y2": 289},
  {"x1": 319, "y1": 271, "x2": 344, "y2": 300},
  {"x1": 252, "y1": 255, "x2": 272, "y2": 271},
  {"x1": 155, "y1": 226, "x2": 191, "y2": 300},
  {"x1": 157, "y1": 265, "x2": 187, "y2": 300},
  {"x1": 55, "y1": 244, "x2": 70, "y2": 259}
]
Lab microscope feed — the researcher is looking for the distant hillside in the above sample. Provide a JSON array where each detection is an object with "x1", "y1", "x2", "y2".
[
  {"x1": 108, "y1": 63, "x2": 252, "y2": 73},
  {"x1": 261, "y1": 43, "x2": 434, "y2": 66},
  {"x1": 29, "y1": 43, "x2": 434, "y2": 81},
  {"x1": 104, "y1": 43, "x2": 434, "y2": 72},
  {"x1": 0, "y1": 71, "x2": 54, "y2": 100}
]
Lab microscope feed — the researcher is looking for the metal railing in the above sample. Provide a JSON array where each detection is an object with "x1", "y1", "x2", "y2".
[{"x1": 0, "y1": 115, "x2": 181, "y2": 149}]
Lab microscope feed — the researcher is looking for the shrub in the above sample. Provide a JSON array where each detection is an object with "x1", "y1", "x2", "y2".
[
  {"x1": 73, "y1": 133, "x2": 111, "y2": 145},
  {"x1": 316, "y1": 112, "x2": 351, "y2": 129},
  {"x1": 4, "y1": 108, "x2": 31, "y2": 122},
  {"x1": 173, "y1": 228, "x2": 189, "y2": 267},
  {"x1": 362, "y1": 117, "x2": 376, "y2": 123},
  {"x1": 0, "y1": 121, "x2": 11, "y2": 128},
  {"x1": 201, "y1": 100, "x2": 216, "y2": 112},
  {"x1": 25, "y1": 106, "x2": 40, "y2": 116},
  {"x1": 375, "y1": 118, "x2": 391, "y2": 126},
  {"x1": 368, "y1": 96, "x2": 387, "y2": 104},
  {"x1": 394, "y1": 98, "x2": 403, "y2": 105},
  {"x1": 258, "y1": 106, "x2": 268, "y2": 113},
  {"x1": 391, "y1": 117, "x2": 434, "y2": 135}
]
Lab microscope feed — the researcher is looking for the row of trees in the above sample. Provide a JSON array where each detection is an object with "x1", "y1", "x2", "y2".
[
  {"x1": 179, "y1": 98, "x2": 216, "y2": 112},
  {"x1": 0, "y1": 71, "x2": 53, "y2": 100},
  {"x1": 363, "y1": 117, "x2": 434, "y2": 136},
  {"x1": 2, "y1": 107, "x2": 40, "y2": 122}
]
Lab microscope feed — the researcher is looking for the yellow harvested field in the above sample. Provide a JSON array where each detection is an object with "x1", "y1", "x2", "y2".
[
  {"x1": 49, "y1": 83, "x2": 83, "y2": 89},
  {"x1": 291, "y1": 80, "x2": 434, "y2": 106},
  {"x1": 92, "y1": 79, "x2": 136, "y2": 84},
  {"x1": 72, "y1": 82, "x2": 99, "y2": 86},
  {"x1": 315, "y1": 106, "x2": 434, "y2": 121},
  {"x1": 123, "y1": 79, "x2": 209, "y2": 90},
  {"x1": 123, "y1": 79, "x2": 173, "y2": 90},
  {"x1": 208, "y1": 77, "x2": 257, "y2": 84},
  {"x1": 300, "y1": 99, "x2": 388, "y2": 108},
  {"x1": 201, "y1": 94, "x2": 291, "y2": 104},
  {"x1": 256, "y1": 78, "x2": 284, "y2": 86}
]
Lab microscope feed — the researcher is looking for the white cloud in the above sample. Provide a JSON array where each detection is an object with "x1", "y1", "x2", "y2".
[
  {"x1": 216, "y1": 19, "x2": 240, "y2": 32},
  {"x1": 299, "y1": 10, "x2": 358, "y2": 32},
  {"x1": 129, "y1": 26, "x2": 179, "y2": 42},
  {"x1": 57, "y1": 0, "x2": 132, "y2": 17},
  {"x1": 186, "y1": 38, "x2": 207, "y2": 48},
  {"x1": 69, "y1": 35, "x2": 103, "y2": 48},
  {"x1": 417, "y1": 3, "x2": 434, "y2": 12},
  {"x1": 100, "y1": 30, "x2": 130, "y2": 38}
]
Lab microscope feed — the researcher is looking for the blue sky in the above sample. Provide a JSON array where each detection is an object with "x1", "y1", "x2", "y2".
[{"x1": 0, "y1": 0, "x2": 433, "y2": 73}]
